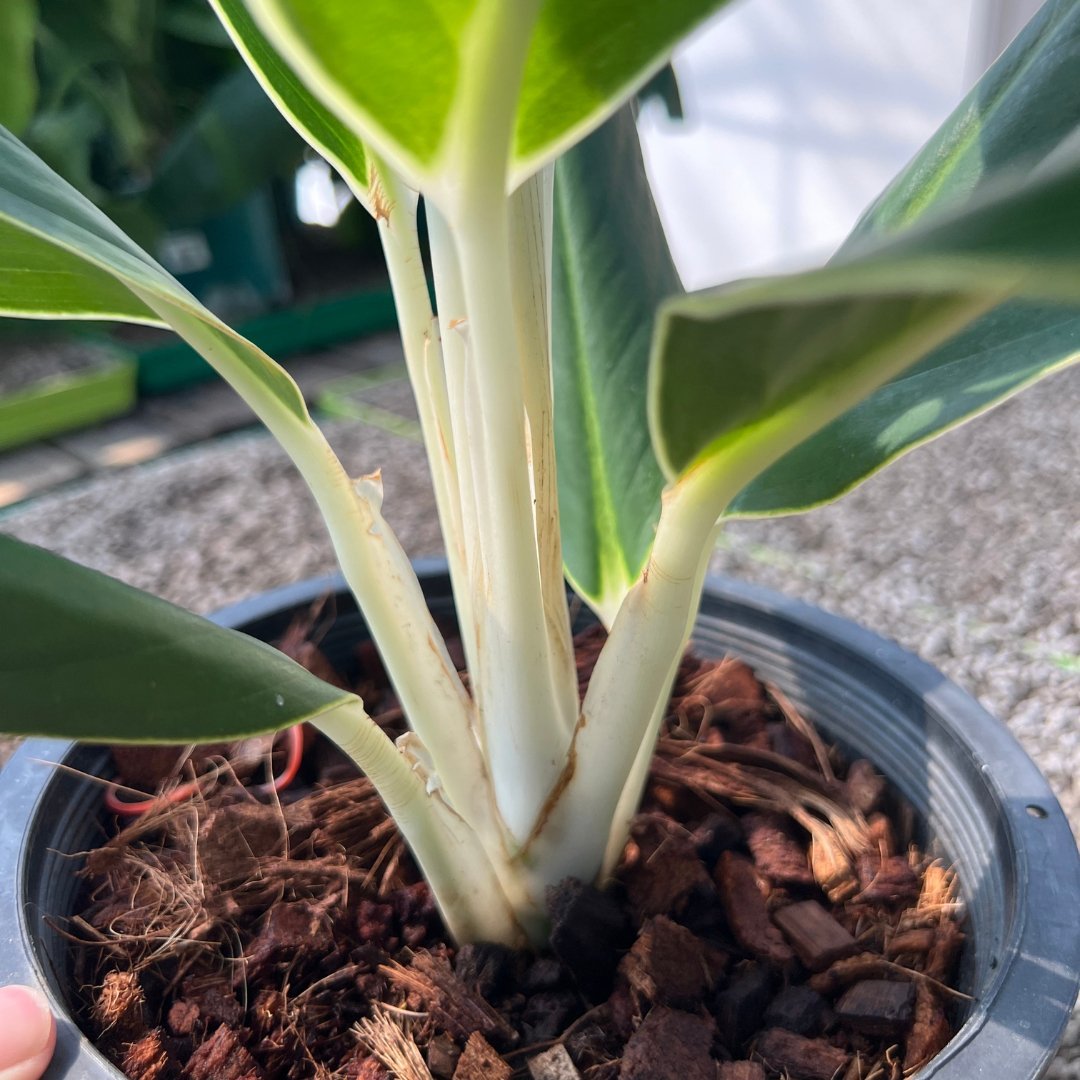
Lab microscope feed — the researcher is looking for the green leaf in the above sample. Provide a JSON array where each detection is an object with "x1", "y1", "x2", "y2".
[
  {"x1": 511, "y1": 0, "x2": 725, "y2": 185},
  {"x1": 651, "y1": 3, "x2": 1080, "y2": 517},
  {"x1": 729, "y1": 300, "x2": 1080, "y2": 514},
  {"x1": 236, "y1": 0, "x2": 724, "y2": 199},
  {"x1": 845, "y1": 0, "x2": 1080, "y2": 245},
  {"x1": 0, "y1": 535, "x2": 352, "y2": 742},
  {"x1": 208, "y1": 0, "x2": 372, "y2": 210},
  {"x1": 0, "y1": 122, "x2": 310, "y2": 426},
  {"x1": 650, "y1": 146, "x2": 1080, "y2": 503},
  {"x1": 552, "y1": 107, "x2": 677, "y2": 618},
  {"x1": 235, "y1": 0, "x2": 467, "y2": 191},
  {"x1": 0, "y1": 0, "x2": 38, "y2": 135}
]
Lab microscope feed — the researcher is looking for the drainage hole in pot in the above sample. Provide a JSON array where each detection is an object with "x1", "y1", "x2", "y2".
[{"x1": 1026, "y1": 804, "x2": 1049, "y2": 819}]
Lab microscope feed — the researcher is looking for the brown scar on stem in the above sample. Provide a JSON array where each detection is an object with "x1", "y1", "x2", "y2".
[
  {"x1": 517, "y1": 721, "x2": 583, "y2": 857},
  {"x1": 369, "y1": 166, "x2": 393, "y2": 222}
]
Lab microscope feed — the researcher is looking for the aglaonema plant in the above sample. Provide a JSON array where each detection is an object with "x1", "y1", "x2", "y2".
[{"x1": 2, "y1": 0, "x2": 1080, "y2": 946}]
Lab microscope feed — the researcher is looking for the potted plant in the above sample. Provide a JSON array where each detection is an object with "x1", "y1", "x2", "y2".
[{"x1": 1, "y1": 0, "x2": 1079, "y2": 1076}]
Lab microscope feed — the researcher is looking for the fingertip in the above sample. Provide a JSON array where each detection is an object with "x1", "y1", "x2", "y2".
[{"x1": 0, "y1": 985, "x2": 56, "y2": 1080}]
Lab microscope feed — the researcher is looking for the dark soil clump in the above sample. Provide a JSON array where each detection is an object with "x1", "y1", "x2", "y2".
[{"x1": 72, "y1": 614, "x2": 966, "y2": 1079}]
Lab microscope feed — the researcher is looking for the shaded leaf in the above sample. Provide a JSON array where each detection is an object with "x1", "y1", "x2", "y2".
[
  {"x1": 651, "y1": 147, "x2": 1080, "y2": 504},
  {"x1": 552, "y1": 107, "x2": 677, "y2": 618},
  {"x1": 0, "y1": 535, "x2": 352, "y2": 741},
  {"x1": 512, "y1": 0, "x2": 725, "y2": 184}
]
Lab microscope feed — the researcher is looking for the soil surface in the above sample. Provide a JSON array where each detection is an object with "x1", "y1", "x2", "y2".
[{"x1": 71, "y1": 619, "x2": 965, "y2": 1080}]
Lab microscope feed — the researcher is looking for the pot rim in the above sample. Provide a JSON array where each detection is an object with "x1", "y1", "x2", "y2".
[{"x1": 2, "y1": 566, "x2": 1077, "y2": 1078}]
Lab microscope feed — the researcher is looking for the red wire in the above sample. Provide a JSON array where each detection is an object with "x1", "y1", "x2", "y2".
[{"x1": 103, "y1": 724, "x2": 305, "y2": 817}]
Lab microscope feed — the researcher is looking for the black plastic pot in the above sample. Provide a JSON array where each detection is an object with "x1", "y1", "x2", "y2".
[{"x1": 2, "y1": 562, "x2": 1078, "y2": 1078}]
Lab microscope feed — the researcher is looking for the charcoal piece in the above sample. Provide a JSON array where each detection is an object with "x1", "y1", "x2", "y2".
[
  {"x1": 716, "y1": 963, "x2": 774, "y2": 1050},
  {"x1": 762, "y1": 984, "x2": 829, "y2": 1036},
  {"x1": 773, "y1": 900, "x2": 859, "y2": 972},
  {"x1": 835, "y1": 979, "x2": 915, "y2": 1037},
  {"x1": 521, "y1": 990, "x2": 581, "y2": 1042},
  {"x1": 690, "y1": 809, "x2": 743, "y2": 866},
  {"x1": 678, "y1": 882, "x2": 729, "y2": 942},
  {"x1": 454, "y1": 941, "x2": 518, "y2": 999},
  {"x1": 522, "y1": 956, "x2": 566, "y2": 994},
  {"x1": 548, "y1": 878, "x2": 631, "y2": 1001},
  {"x1": 753, "y1": 1027, "x2": 849, "y2": 1080},
  {"x1": 619, "y1": 1006, "x2": 716, "y2": 1080}
]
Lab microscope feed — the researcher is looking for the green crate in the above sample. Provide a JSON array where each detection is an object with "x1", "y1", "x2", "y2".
[
  {"x1": 0, "y1": 354, "x2": 137, "y2": 452},
  {"x1": 135, "y1": 287, "x2": 398, "y2": 395}
]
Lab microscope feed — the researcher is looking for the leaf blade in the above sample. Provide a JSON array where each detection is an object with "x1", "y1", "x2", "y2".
[
  {"x1": 0, "y1": 535, "x2": 353, "y2": 742},
  {"x1": 552, "y1": 107, "x2": 678, "y2": 617},
  {"x1": 650, "y1": 145, "x2": 1080, "y2": 505},
  {"x1": 512, "y1": 0, "x2": 729, "y2": 185}
]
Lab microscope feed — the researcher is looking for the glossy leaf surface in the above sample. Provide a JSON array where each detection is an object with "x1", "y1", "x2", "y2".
[
  {"x1": 650, "y1": 2, "x2": 1080, "y2": 516},
  {"x1": 239, "y1": 0, "x2": 725, "y2": 196},
  {"x1": 552, "y1": 108, "x2": 677, "y2": 617},
  {"x1": 0, "y1": 536, "x2": 352, "y2": 741},
  {"x1": 726, "y1": 0, "x2": 1080, "y2": 514},
  {"x1": 0, "y1": 123, "x2": 310, "y2": 426}
]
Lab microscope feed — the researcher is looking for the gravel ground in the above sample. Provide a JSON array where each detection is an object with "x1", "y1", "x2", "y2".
[{"x1": 1, "y1": 357, "x2": 1077, "y2": 1071}]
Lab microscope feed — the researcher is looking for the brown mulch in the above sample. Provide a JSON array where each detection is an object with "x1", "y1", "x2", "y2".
[{"x1": 69, "y1": 611, "x2": 966, "y2": 1080}]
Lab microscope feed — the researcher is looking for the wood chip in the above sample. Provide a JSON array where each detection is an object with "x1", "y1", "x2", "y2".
[
  {"x1": 716, "y1": 851, "x2": 795, "y2": 968},
  {"x1": 717, "y1": 1064, "x2": 766, "y2": 1080},
  {"x1": 904, "y1": 983, "x2": 953, "y2": 1072},
  {"x1": 809, "y1": 952, "x2": 902, "y2": 996},
  {"x1": 753, "y1": 1027, "x2": 850, "y2": 1080},
  {"x1": 453, "y1": 1032, "x2": 510, "y2": 1080},
  {"x1": 121, "y1": 1028, "x2": 170, "y2": 1080},
  {"x1": 184, "y1": 1023, "x2": 265, "y2": 1080},
  {"x1": 618, "y1": 915, "x2": 715, "y2": 1007},
  {"x1": 845, "y1": 760, "x2": 887, "y2": 816},
  {"x1": 773, "y1": 900, "x2": 859, "y2": 971},
  {"x1": 384, "y1": 953, "x2": 517, "y2": 1049},
  {"x1": 619, "y1": 1007, "x2": 716, "y2": 1080},
  {"x1": 743, "y1": 812, "x2": 814, "y2": 886}
]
